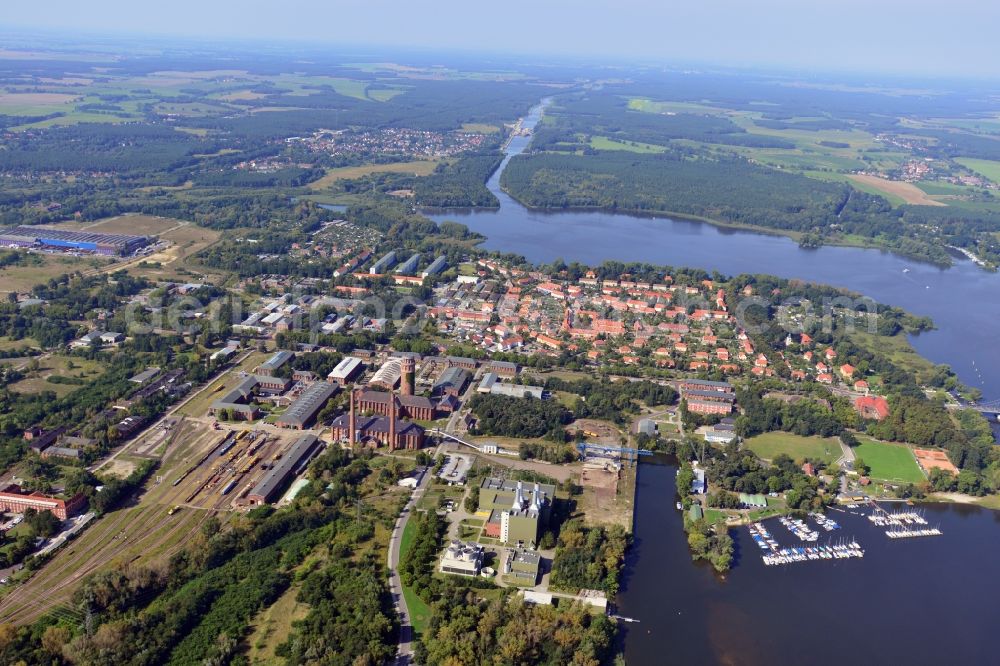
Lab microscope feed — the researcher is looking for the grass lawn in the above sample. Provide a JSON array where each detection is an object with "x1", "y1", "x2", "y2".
[
  {"x1": 853, "y1": 437, "x2": 925, "y2": 483},
  {"x1": 704, "y1": 508, "x2": 728, "y2": 523},
  {"x1": 849, "y1": 331, "x2": 938, "y2": 386},
  {"x1": 398, "y1": 519, "x2": 432, "y2": 636},
  {"x1": 0, "y1": 253, "x2": 103, "y2": 293},
  {"x1": 9, "y1": 355, "x2": 106, "y2": 397},
  {"x1": 745, "y1": 432, "x2": 842, "y2": 464},
  {"x1": 0, "y1": 336, "x2": 38, "y2": 351}
]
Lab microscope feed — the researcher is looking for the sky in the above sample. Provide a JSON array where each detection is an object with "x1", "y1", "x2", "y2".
[{"x1": 6, "y1": 0, "x2": 1000, "y2": 78}]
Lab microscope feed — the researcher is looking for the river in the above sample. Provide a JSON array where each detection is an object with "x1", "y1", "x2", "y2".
[{"x1": 425, "y1": 102, "x2": 1000, "y2": 664}]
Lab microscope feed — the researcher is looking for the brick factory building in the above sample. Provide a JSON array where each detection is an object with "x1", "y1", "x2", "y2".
[{"x1": 0, "y1": 484, "x2": 86, "y2": 520}]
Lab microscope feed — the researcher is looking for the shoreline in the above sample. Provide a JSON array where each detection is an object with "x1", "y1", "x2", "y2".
[{"x1": 431, "y1": 190, "x2": 985, "y2": 271}]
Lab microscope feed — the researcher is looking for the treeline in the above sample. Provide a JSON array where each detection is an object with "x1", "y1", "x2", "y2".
[
  {"x1": 544, "y1": 376, "x2": 678, "y2": 424},
  {"x1": 549, "y1": 520, "x2": 629, "y2": 596},
  {"x1": 0, "y1": 122, "x2": 200, "y2": 175},
  {"x1": 413, "y1": 153, "x2": 503, "y2": 207},
  {"x1": 735, "y1": 389, "x2": 852, "y2": 440},
  {"x1": 501, "y1": 150, "x2": 966, "y2": 266},
  {"x1": 400, "y1": 508, "x2": 444, "y2": 596},
  {"x1": 708, "y1": 446, "x2": 823, "y2": 511},
  {"x1": 536, "y1": 94, "x2": 794, "y2": 150},
  {"x1": 189, "y1": 166, "x2": 324, "y2": 188},
  {"x1": 468, "y1": 393, "x2": 572, "y2": 442}
]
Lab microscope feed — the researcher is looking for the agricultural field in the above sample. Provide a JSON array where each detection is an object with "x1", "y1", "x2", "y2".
[
  {"x1": 853, "y1": 437, "x2": 925, "y2": 483},
  {"x1": 589, "y1": 135, "x2": 666, "y2": 153},
  {"x1": 955, "y1": 157, "x2": 1000, "y2": 185},
  {"x1": 745, "y1": 432, "x2": 842, "y2": 464},
  {"x1": 307, "y1": 160, "x2": 442, "y2": 190},
  {"x1": 848, "y1": 174, "x2": 946, "y2": 206}
]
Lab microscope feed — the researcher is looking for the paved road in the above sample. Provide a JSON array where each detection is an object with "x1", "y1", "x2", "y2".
[{"x1": 387, "y1": 465, "x2": 431, "y2": 664}]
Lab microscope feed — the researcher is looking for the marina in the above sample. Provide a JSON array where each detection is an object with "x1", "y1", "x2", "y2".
[
  {"x1": 748, "y1": 504, "x2": 942, "y2": 567},
  {"x1": 617, "y1": 460, "x2": 1000, "y2": 664},
  {"x1": 748, "y1": 520, "x2": 863, "y2": 566}
]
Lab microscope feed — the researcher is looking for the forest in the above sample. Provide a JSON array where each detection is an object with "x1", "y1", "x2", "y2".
[
  {"x1": 418, "y1": 588, "x2": 617, "y2": 666},
  {"x1": 502, "y1": 149, "x2": 965, "y2": 266}
]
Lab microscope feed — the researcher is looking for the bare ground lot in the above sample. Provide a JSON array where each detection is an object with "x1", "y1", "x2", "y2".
[
  {"x1": 52, "y1": 214, "x2": 223, "y2": 281},
  {"x1": 848, "y1": 174, "x2": 947, "y2": 206},
  {"x1": 576, "y1": 463, "x2": 635, "y2": 530},
  {"x1": 0, "y1": 253, "x2": 104, "y2": 293}
]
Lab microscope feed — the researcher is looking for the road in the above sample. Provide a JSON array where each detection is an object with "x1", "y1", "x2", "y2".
[{"x1": 387, "y1": 465, "x2": 431, "y2": 664}]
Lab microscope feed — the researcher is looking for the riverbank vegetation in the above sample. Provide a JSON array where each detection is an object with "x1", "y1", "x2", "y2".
[{"x1": 418, "y1": 589, "x2": 617, "y2": 666}]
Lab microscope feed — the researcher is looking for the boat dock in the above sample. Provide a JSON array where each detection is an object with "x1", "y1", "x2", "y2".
[
  {"x1": 866, "y1": 502, "x2": 942, "y2": 538},
  {"x1": 749, "y1": 520, "x2": 863, "y2": 566}
]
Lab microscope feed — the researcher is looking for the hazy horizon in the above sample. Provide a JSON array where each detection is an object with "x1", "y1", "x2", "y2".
[{"x1": 5, "y1": 0, "x2": 1000, "y2": 79}]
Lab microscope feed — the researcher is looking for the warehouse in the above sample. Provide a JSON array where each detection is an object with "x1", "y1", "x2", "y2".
[
  {"x1": 209, "y1": 376, "x2": 264, "y2": 420},
  {"x1": 0, "y1": 226, "x2": 150, "y2": 256},
  {"x1": 432, "y1": 366, "x2": 469, "y2": 397},
  {"x1": 246, "y1": 434, "x2": 324, "y2": 505},
  {"x1": 256, "y1": 350, "x2": 294, "y2": 376},
  {"x1": 276, "y1": 382, "x2": 338, "y2": 429},
  {"x1": 326, "y1": 356, "x2": 364, "y2": 385}
]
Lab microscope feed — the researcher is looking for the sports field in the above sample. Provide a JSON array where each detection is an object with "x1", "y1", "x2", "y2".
[
  {"x1": 745, "y1": 432, "x2": 842, "y2": 464},
  {"x1": 854, "y1": 437, "x2": 925, "y2": 483}
]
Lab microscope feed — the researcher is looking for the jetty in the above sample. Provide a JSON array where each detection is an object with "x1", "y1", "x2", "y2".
[{"x1": 748, "y1": 521, "x2": 863, "y2": 566}]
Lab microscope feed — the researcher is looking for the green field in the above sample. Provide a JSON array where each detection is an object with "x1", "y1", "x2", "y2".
[
  {"x1": 955, "y1": 157, "x2": 1000, "y2": 185},
  {"x1": 746, "y1": 432, "x2": 842, "y2": 464},
  {"x1": 849, "y1": 331, "x2": 937, "y2": 386},
  {"x1": 853, "y1": 438, "x2": 925, "y2": 483},
  {"x1": 589, "y1": 135, "x2": 666, "y2": 154},
  {"x1": 9, "y1": 355, "x2": 107, "y2": 397}
]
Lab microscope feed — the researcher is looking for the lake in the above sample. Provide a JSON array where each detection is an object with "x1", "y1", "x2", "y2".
[
  {"x1": 617, "y1": 459, "x2": 1000, "y2": 665},
  {"x1": 425, "y1": 101, "x2": 1000, "y2": 664},
  {"x1": 427, "y1": 102, "x2": 1000, "y2": 404}
]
